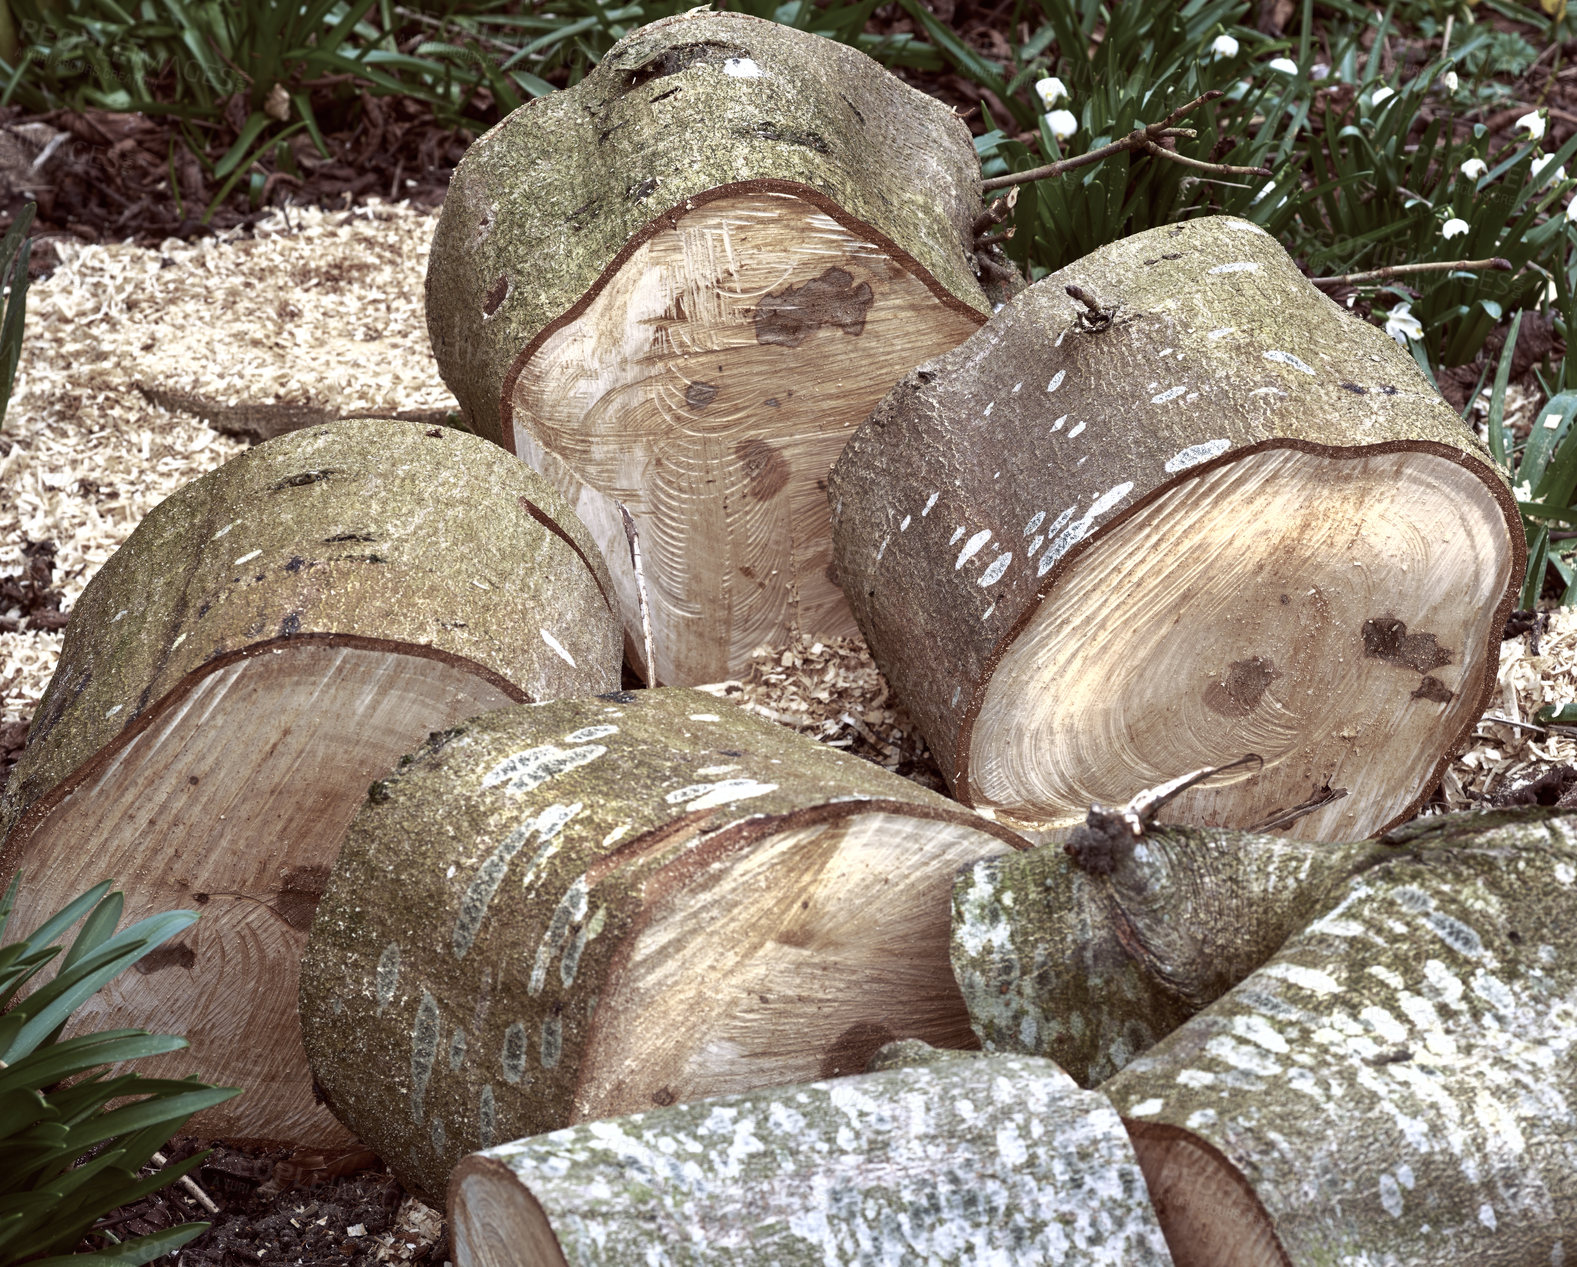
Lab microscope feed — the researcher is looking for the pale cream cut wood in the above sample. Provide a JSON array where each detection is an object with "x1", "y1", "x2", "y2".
[
  {"x1": 5, "y1": 641, "x2": 515, "y2": 1144},
  {"x1": 968, "y1": 447, "x2": 1512, "y2": 840},
  {"x1": 510, "y1": 191, "x2": 983, "y2": 687},
  {"x1": 452, "y1": 1166, "x2": 568, "y2": 1267},
  {"x1": 574, "y1": 811, "x2": 1007, "y2": 1120},
  {"x1": 1128, "y1": 1129, "x2": 1288, "y2": 1267}
]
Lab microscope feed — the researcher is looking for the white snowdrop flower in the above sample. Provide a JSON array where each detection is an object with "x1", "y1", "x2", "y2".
[
  {"x1": 1267, "y1": 57, "x2": 1298, "y2": 74},
  {"x1": 1532, "y1": 153, "x2": 1567, "y2": 183},
  {"x1": 1035, "y1": 76, "x2": 1069, "y2": 109},
  {"x1": 1370, "y1": 86, "x2": 1396, "y2": 106},
  {"x1": 1310, "y1": 63, "x2": 1331, "y2": 80},
  {"x1": 1441, "y1": 217, "x2": 1469, "y2": 240},
  {"x1": 1211, "y1": 33, "x2": 1239, "y2": 59},
  {"x1": 1460, "y1": 158, "x2": 1488, "y2": 179},
  {"x1": 1549, "y1": 279, "x2": 1562, "y2": 303},
  {"x1": 1567, "y1": 196, "x2": 1577, "y2": 224},
  {"x1": 1517, "y1": 110, "x2": 1547, "y2": 142},
  {"x1": 1045, "y1": 109, "x2": 1078, "y2": 141},
  {"x1": 1442, "y1": 70, "x2": 1458, "y2": 92},
  {"x1": 1384, "y1": 302, "x2": 1424, "y2": 346}
]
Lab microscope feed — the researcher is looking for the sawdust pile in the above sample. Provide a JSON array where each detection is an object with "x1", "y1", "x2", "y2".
[
  {"x1": 697, "y1": 632, "x2": 945, "y2": 792},
  {"x1": 1, "y1": 197, "x2": 453, "y2": 726}
]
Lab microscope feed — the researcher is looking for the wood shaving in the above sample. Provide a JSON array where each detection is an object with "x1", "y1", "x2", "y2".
[
  {"x1": 368, "y1": 1196, "x2": 443, "y2": 1265},
  {"x1": 698, "y1": 632, "x2": 946, "y2": 793},
  {"x1": 0, "y1": 197, "x2": 451, "y2": 727},
  {"x1": 1438, "y1": 611, "x2": 1577, "y2": 809}
]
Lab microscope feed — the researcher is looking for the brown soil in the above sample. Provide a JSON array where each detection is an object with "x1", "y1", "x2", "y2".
[{"x1": 85, "y1": 1141, "x2": 445, "y2": 1267}]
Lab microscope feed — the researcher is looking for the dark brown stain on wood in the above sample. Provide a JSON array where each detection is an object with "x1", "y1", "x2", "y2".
[
  {"x1": 685, "y1": 381, "x2": 719, "y2": 410},
  {"x1": 1412, "y1": 675, "x2": 1454, "y2": 703},
  {"x1": 1362, "y1": 617, "x2": 1453, "y2": 673},
  {"x1": 1204, "y1": 656, "x2": 1280, "y2": 717},
  {"x1": 755, "y1": 266, "x2": 874, "y2": 347},
  {"x1": 134, "y1": 942, "x2": 197, "y2": 974},
  {"x1": 275, "y1": 864, "x2": 332, "y2": 930},
  {"x1": 735, "y1": 437, "x2": 789, "y2": 501},
  {"x1": 821, "y1": 1020, "x2": 897, "y2": 1078}
]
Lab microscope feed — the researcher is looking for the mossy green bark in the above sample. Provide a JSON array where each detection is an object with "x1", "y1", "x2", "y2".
[
  {"x1": 298, "y1": 687, "x2": 1022, "y2": 1201},
  {"x1": 951, "y1": 821, "x2": 1398, "y2": 1087},
  {"x1": 1102, "y1": 808, "x2": 1577, "y2": 1265},
  {"x1": 426, "y1": 9, "x2": 988, "y2": 450},
  {"x1": 450, "y1": 1051, "x2": 1173, "y2": 1266},
  {"x1": 828, "y1": 215, "x2": 1522, "y2": 806},
  {"x1": 0, "y1": 419, "x2": 621, "y2": 848}
]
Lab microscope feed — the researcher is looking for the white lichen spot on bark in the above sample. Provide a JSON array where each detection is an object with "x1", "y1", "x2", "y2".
[
  {"x1": 376, "y1": 943, "x2": 400, "y2": 1014},
  {"x1": 540, "y1": 628, "x2": 577, "y2": 666},
  {"x1": 411, "y1": 990, "x2": 441, "y2": 1122},
  {"x1": 1263, "y1": 349, "x2": 1316, "y2": 375},
  {"x1": 956, "y1": 529, "x2": 992, "y2": 569}
]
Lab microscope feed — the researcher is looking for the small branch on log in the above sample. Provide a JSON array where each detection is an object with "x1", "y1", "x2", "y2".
[
  {"x1": 619, "y1": 501, "x2": 656, "y2": 685},
  {"x1": 1065, "y1": 754, "x2": 1263, "y2": 875},
  {"x1": 975, "y1": 226, "x2": 1016, "y2": 248},
  {"x1": 1311, "y1": 257, "x2": 1513, "y2": 288},
  {"x1": 1065, "y1": 284, "x2": 1117, "y2": 331},
  {"x1": 980, "y1": 91, "x2": 1271, "y2": 192}
]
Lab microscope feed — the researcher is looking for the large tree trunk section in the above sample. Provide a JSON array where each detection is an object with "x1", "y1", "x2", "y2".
[
  {"x1": 298, "y1": 687, "x2": 1024, "y2": 1200},
  {"x1": 1100, "y1": 808, "x2": 1577, "y2": 1266},
  {"x1": 0, "y1": 419, "x2": 622, "y2": 1145},
  {"x1": 448, "y1": 1051, "x2": 1174, "y2": 1266},
  {"x1": 827, "y1": 215, "x2": 1521, "y2": 841},
  {"x1": 950, "y1": 820, "x2": 1393, "y2": 1087},
  {"x1": 427, "y1": 11, "x2": 989, "y2": 685}
]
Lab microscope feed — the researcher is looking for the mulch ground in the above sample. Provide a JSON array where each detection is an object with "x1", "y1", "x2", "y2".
[{"x1": 6, "y1": 3, "x2": 1577, "y2": 1256}]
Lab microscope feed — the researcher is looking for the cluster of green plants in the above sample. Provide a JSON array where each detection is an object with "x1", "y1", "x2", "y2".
[{"x1": 0, "y1": 875, "x2": 236, "y2": 1267}]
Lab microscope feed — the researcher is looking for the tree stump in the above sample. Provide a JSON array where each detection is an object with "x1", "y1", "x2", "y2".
[
  {"x1": 0, "y1": 419, "x2": 622, "y2": 1145},
  {"x1": 828, "y1": 216, "x2": 1522, "y2": 840},
  {"x1": 427, "y1": 10, "x2": 989, "y2": 686},
  {"x1": 298, "y1": 687, "x2": 1024, "y2": 1199},
  {"x1": 448, "y1": 1049, "x2": 1173, "y2": 1266},
  {"x1": 1100, "y1": 808, "x2": 1577, "y2": 1266}
]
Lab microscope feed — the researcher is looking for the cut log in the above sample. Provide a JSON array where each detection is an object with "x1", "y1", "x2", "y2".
[
  {"x1": 951, "y1": 813, "x2": 1397, "y2": 1087},
  {"x1": 448, "y1": 1050, "x2": 1174, "y2": 1266},
  {"x1": 298, "y1": 686, "x2": 1024, "y2": 1199},
  {"x1": 427, "y1": 10, "x2": 989, "y2": 686},
  {"x1": 1100, "y1": 808, "x2": 1577, "y2": 1266},
  {"x1": 0, "y1": 419, "x2": 622, "y2": 1145},
  {"x1": 828, "y1": 215, "x2": 1522, "y2": 840}
]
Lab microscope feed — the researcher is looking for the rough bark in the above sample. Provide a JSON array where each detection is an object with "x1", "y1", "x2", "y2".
[
  {"x1": 448, "y1": 1051, "x2": 1174, "y2": 1267},
  {"x1": 299, "y1": 687, "x2": 1024, "y2": 1200},
  {"x1": 0, "y1": 419, "x2": 621, "y2": 1144},
  {"x1": 951, "y1": 820, "x2": 1397, "y2": 1087},
  {"x1": 827, "y1": 215, "x2": 1522, "y2": 841},
  {"x1": 1100, "y1": 808, "x2": 1577, "y2": 1266},
  {"x1": 427, "y1": 11, "x2": 990, "y2": 685}
]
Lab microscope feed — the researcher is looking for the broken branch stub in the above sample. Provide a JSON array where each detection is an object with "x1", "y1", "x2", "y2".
[
  {"x1": 298, "y1": 687, "x2": 1024, "y2": 1201},
  {"x1": 447, "y1": 1050, "x2": 1173, "y2": 1266},
  {"x1": 0, "y1": 419, "x2": 622, "y2": 1146},
  {"x1": 1101, "y1": 808, "x2": 1577, "y2": 1266},
  {"x1": 427, "y1": 11, "x2": 989, "y2": 686},
  {"x1": 827, "y1": 215, "x2": 1522, "y2": 841}
]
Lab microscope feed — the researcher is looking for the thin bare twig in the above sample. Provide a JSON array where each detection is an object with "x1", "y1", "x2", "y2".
[
  {"x1": 980, "y1": 90, "x2": 1271, "y2": 192},
  {"x1": 150, "y1": 1151, "x2": 220, "y2": 1215},
  {"x1": 1311, "y1": 257, "x2": 1513, "y2": 287},
  {"x1": 1248, "y1": 785, "x2": 1348, "y2": 833}
]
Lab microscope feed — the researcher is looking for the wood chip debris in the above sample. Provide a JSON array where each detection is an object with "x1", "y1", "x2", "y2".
[
  {"x1": 697, "y1": 631, "x2": 946, "y2": 792},
  {"x1": 1438, "y1": 610, "x2": 1577, "y2": 809},
  {"x1": 369, "y1": 1196, "x2": 443, "y2": 1264},
  {"x1": 1, "y1": 197, "x2": 451, "y2": 726}
]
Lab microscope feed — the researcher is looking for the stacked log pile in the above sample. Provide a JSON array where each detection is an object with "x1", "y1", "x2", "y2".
[{"x1": 3, "y1": 11, "x2": 1567, "y2": 1264}]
